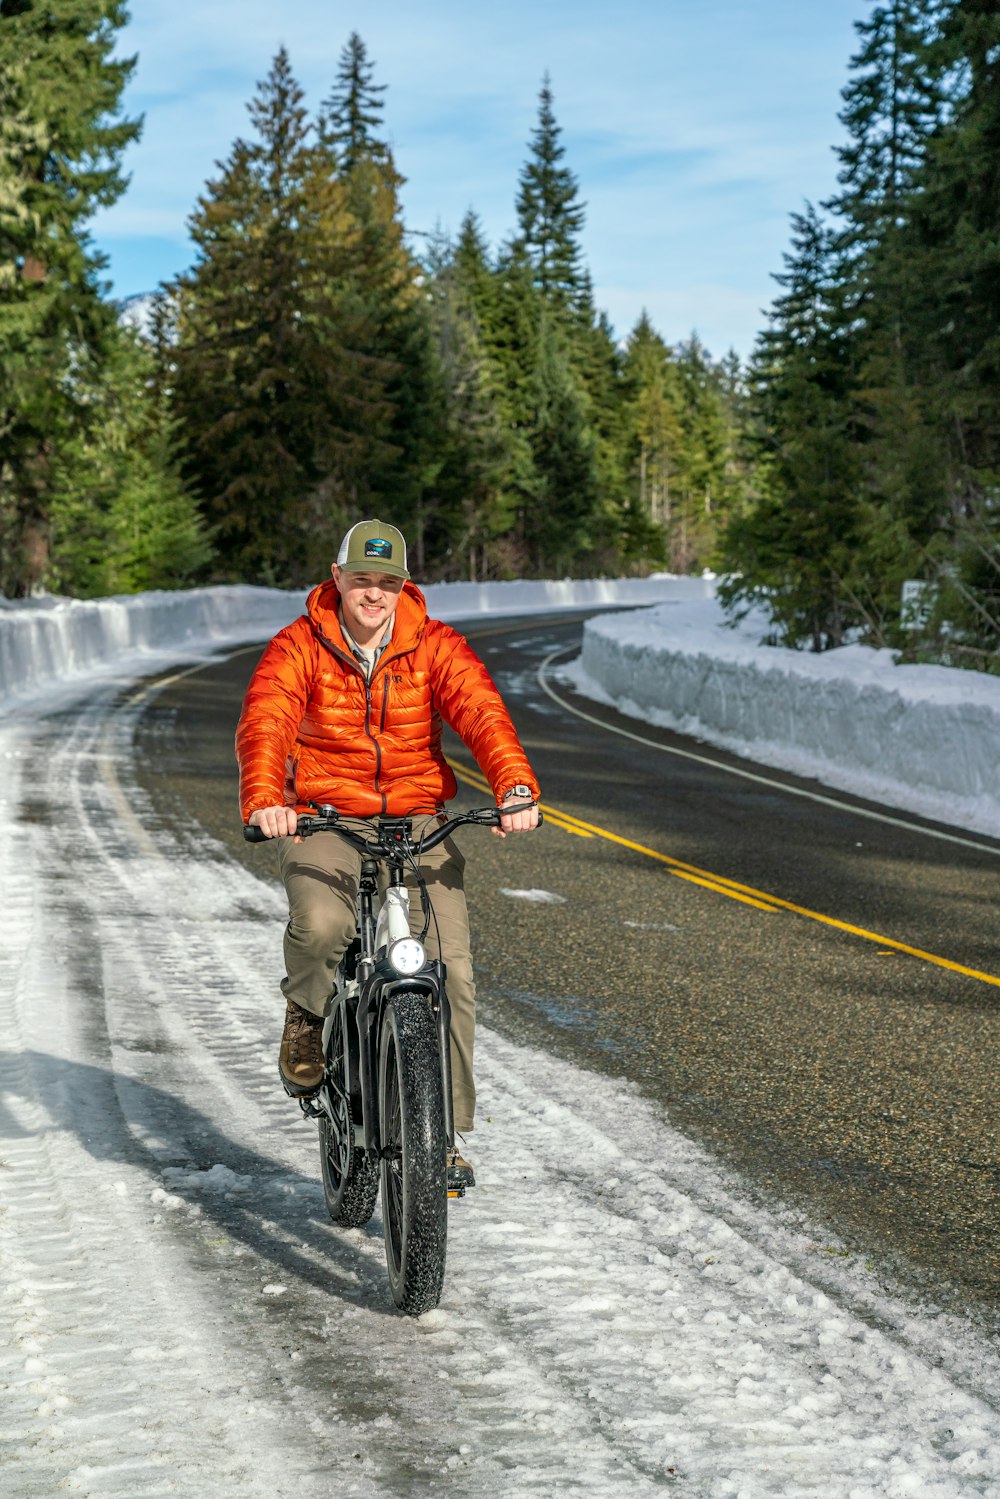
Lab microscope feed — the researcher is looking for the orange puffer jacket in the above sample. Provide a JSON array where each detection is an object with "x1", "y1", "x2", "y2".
[{"x1": 237, "y1": 579, "x2": 540, "y2": 821}]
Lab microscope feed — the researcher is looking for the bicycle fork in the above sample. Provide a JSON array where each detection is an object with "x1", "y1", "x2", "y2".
[{"x1": 352, "y1": 862, "x2": 457, "y2": 1158}]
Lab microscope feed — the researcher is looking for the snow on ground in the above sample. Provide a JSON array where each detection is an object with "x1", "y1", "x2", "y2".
[
  {"x1": 3, "y1": 686, "x2": 1000, "y2": 1497},
  {"x1": 1, "y1": 588, "x2": 999, "y2": 1495},
  {"x1": 567, "y1": 596, "x2": 1000, "y2": 842}
]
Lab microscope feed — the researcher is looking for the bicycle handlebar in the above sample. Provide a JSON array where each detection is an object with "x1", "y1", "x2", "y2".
[{"x1": 242, "y1": 802, "x2": 541, "y2": 852}]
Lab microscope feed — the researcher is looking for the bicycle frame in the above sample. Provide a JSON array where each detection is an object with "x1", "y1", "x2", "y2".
[
  {"x1": 245, "y1": 798, "x2": 540, "y2": 1309},
  {"x1": 244, "y1": 802, "x2": 539, "y2": 1156},
  {"x1": 328, "y1": 837, "x2": 456, "y2": 1159}
]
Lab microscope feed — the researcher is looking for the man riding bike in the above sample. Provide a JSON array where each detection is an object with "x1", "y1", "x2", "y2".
[{"x1": 235, "y1": 519, "x2": 541, "y2": 1185}]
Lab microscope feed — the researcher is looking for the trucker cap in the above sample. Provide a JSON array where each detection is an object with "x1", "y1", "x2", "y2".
[{"x1": 336, "y1": 519, "x2": 410, "y2": 580}]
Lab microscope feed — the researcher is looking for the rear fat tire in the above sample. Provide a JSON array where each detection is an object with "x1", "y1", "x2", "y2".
[
  {"x1": 319, "y1": 1003, "x2": 378, "y2": 1228},
  {"x1": 378, "y1": 991, "x2": 447, "y2": 1315}
]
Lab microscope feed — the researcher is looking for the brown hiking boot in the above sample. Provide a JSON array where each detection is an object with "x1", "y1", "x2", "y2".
[
  {"x1": 279, "y1": 1000, "x2": 324, "y2": 1096},
  {"x1": 447, "y1": 1141, "x2": 475, "y2": 1194}
]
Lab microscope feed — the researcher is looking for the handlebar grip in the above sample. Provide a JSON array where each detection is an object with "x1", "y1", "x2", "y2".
[{"x1": 242, "y1": 824, "x2": 270, "y2": 843}]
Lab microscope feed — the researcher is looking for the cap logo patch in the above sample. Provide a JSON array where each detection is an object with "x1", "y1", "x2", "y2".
[{"x1": 365, "y1": 538, "x2": 392, "y2": 559}]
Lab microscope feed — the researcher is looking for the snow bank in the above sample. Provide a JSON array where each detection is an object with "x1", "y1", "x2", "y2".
[
  {"x1": 425, "y1": 573, "x2": 712, "y2": 617},
  {"x1": 570, "y1": 597, "x2": 1000, "y2": 839},
  {"x1": 0, "y1": 575, "x2": 706, "y2": 707},
  {"x1": 0, "y1": 586, "x2": 306, "y2": 704}
]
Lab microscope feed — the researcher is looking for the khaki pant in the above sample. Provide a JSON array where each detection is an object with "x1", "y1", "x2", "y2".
[{"x1": 277, "y1": 817, "x2": 477, "y2": 1132}]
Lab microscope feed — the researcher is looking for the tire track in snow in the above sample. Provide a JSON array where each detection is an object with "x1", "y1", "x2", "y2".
[
  {"x1": 0, "y1": 724, "x2": 319, "y2": 1498},
  {"x1": 6, "y1": 691, "x2": 653, "y2": 1496}
]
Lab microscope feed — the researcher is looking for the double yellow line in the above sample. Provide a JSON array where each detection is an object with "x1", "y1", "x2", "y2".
[{"x1": 448, "y1": 755, "x2": 1000, "y2": 990}]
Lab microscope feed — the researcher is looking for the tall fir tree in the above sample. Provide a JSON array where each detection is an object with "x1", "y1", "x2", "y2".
[
  {"x1": 0, "y1": 0, "x2": 140, "y2": 594},
  {"x1": 171, "y1": 49, "x2": 386, "y2": 584},
  {"x1": 48, "y1": 327, "x2": 212, "y2": 595},
  {"x1": 828, "y1": 0, "x2": 946, "y2": 249},
  {"x1": 526, "y1": 314, "x2": 602, "y2": 574},
  {"x1": 722, "y1": 205, "x2": 861, "y2": 649},
  {"x1": 826, "y1": 0, "x2": 947, "y2": 595},
  {"x1": 484, "y1": 238, "x2": 546, "y2": 568},
  {"x1": 515, "y1": 77, "x2": 586, "y2": 312},
  {"x1": 319, "y1": 30, "x2": 389, "y2": 172},
  {"x1": 899, "y1": 0, "x2": 1000, "y2": 653},
  {"x1": 904, "y1": 0, "x2": 1000, "y2": 483},
  {"x1": 621, "y1": 314, "x2": 681, "y2": 567},
  {"x1": 319, "y1": 34, "x2": 444, "y2": 554},
  {"x1": 424, "y1": 231, "x2": 520, "y2": 579},
  {"x1": 622, "y1": 320, "x2": 744, "y2": 575}
]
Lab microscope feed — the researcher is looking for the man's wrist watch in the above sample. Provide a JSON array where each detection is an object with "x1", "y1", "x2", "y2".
[{"x1": 502, "y1": 784, "x2": 534, "y2": 802}]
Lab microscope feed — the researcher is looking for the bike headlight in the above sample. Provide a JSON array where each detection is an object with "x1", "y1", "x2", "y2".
[{"x1": 388, "y1": 937, "x2": 426, "y2": 976}]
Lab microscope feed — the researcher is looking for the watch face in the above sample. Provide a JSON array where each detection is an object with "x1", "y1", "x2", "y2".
[{"x1": 506, "y1": 785, "x2": 532, "y2": 799}]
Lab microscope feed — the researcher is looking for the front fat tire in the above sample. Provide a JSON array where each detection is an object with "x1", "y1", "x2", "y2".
[
  {"x1": 378, "y1": 991, "x2": 447, "y2": 1316},
  {"x1": 319, "y1": 1006, "x2": 379, "y2": 1228}
]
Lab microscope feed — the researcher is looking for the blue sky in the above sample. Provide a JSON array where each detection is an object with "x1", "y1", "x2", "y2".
[{"x1": 95, "y1": 0, "x2": 865, "y2": 360}]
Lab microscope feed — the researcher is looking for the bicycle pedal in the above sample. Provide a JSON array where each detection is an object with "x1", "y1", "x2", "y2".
[
  {"x1": 279, "y1": 1065, "x2": 322, "y2": 1104},
  {"x1": 447, "y1": 1186, "x2": 466, "y2": 1200}
]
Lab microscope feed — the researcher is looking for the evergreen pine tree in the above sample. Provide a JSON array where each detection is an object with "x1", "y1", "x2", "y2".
[
  {"x1": 526, "y1": 314, "x2": 601, "y2": 574},
  {"x1": 171, "y1": 49, "x2": 383, "y2": 583},
  {"x1": 828, "y1": 0, "x2": 945, "y2": 249},
  {"x1": 486, "y1": 239, "x2": 546, "y2": 567},
  {"x1": 898, "y1": 0, "x2": 1000, "y2": 653},
  {"x1": 319, "y1": 31, "x2": 389, "y2": 171},
  {"x1": 515, "y1": 77, "x2": 586, "y2": 312},
  {"x1": 622, "y1": 314, "x2": 682, "y2": 566},
  {"x1": 824, "y1": 0, "x2": 947, "y2": 602},
  {"x1": 671, "y1": 335, "x2": 741, "y2": 574},
  {"x1": 319, "y1": 35, "x2": 444, "y2": 553},
  {"x1": 905, "y1": 0, "x2": 1000, "y2": 481},
  {"x1": 0, "y1": 0, "x2": 140, "y2": 594},
  {"x1": 48, "y1": 327, "x2": 212, "y2": 595},
  {"x1": 425, "y1": 232, "x2": 520, "y2": 579},
  {"x1": 722, "y1": 205, "x2": 861, "y2": 649}
]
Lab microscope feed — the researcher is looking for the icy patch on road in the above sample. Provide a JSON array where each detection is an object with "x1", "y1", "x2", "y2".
[{"x1": 499, "y1": 887, "x2": 567, "y2": 903}]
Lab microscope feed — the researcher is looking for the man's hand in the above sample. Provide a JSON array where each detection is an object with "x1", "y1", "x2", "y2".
[
  {"x1": 248, "y1": 805, "x2": 298, "y2": 839},
  {"x1": 493, "y1": 795, "x2": 540, "y2": 838}
]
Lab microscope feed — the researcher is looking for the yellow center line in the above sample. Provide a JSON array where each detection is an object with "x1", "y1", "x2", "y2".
[
  {"x1": 447, "y1": 756, "x2": 1000, "y2": 990},
  {"x1": 671, "y1": 870, "x2": 779, "y2": 913}
]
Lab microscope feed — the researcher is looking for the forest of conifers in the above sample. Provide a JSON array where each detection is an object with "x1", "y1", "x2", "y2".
[{"x1": 1, "y1": 2, "x2": 998, "y2": 664}]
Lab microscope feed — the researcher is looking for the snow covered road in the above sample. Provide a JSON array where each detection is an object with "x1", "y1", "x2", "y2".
[{"x1": 2, "y1": 663, "x2": 1000, "y2": 1497}]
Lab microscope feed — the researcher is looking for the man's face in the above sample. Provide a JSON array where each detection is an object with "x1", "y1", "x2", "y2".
[{"x1": 333, "y1": 565, "x2": 403, "y2": 645}]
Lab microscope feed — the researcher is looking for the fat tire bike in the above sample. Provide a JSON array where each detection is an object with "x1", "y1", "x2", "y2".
[{"x1": 245, "y1": 801, "x2": 539, "y2": 1315}]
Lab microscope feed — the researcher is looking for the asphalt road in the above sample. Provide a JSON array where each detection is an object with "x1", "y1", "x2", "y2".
[{"x1": 133, "y1": 609, "x2": 1000, "y2": 1330}]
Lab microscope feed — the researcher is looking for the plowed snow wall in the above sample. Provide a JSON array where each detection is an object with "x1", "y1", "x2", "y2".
[
  {"x1": 579, "y1": 604, "x2": 1000, "y2": 838},
  {"x1": 0, "y1": 576, "x2": 710, "y2": 704}
]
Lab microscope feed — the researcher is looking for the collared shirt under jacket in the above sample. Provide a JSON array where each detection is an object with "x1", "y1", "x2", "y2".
[{"x1": 236, "y1": 579, "x2": 540, "y2": 822}]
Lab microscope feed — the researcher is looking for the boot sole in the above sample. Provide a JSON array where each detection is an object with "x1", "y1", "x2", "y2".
[{"x1": 279, "y1": 1063, "x2": 323, "y2": 1100}]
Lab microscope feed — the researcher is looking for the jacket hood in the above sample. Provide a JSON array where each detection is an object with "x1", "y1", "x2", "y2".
[{"x1": 305, "y1": 577, "x2": 428, "y2": 654}]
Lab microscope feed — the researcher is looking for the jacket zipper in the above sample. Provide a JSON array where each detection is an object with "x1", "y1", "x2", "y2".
[
  {"x1": 364, "y1": 680, "x2": 386, "y2": 813},
  {"x1": 318, "y1": 634, "x2": 387, "y2": 811}
]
